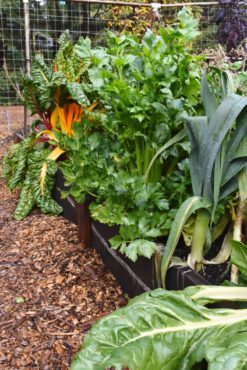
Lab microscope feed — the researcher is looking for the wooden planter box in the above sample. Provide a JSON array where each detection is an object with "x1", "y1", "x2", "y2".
[
  {"x1": 90, "y1": 221, "x2": 210, "y2": 297},
  {"x1": 91, "y1": 220, "x2": 156, "y2": 297}
]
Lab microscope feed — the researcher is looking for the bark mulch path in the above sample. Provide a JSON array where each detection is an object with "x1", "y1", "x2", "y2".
[{"x1": 0, "y1": 125, "x2": 127, "y2": 369}]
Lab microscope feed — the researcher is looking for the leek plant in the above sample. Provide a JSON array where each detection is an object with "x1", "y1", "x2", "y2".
[{"x1": 161, "y1": 74, "x2": 247, "y2": 284}]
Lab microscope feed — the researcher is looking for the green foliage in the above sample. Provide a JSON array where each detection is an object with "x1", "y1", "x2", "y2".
[
  {"x1": 54, "y1": 31, "x2": 91, "y2": 86},
  {"x1": 160, "y1": 72, "x2": 247, "y2": 279},
  {"x1": 58, "y1": 122, "x2": 118, "y2": 203},
  {"x1": 3, "y1": 135, "x2": 35, "y2": 190},
  {"x1": 25, "y1": 53, "x2": 53, "y2": 113},
  {"x1": 186, "y1": 80, "x2": 247, "y2": 206},
  {"x1": 71, "y1": 286, "x2": 247, "y2": 370},
  {"x1": 91, "y1": 173, "x2": 171, "y2": 261},
  {"x1": 23, "y1": 32, "x2": 96, "y2": 130},
  {"x1": 92, "y1": 9, "x2": 202, "y2": 182},
  {"x1": 3, "y1": 138, "x2": 62, "y2": 221},
  {"x1": 26, "y1": 150, "x2": 62, "y2": 216},
  {"x1": 23, "y1": 53, "x2": 54, "y2": 129},
  {"x1": 236, "y1": 71, "x2": 247, "y2": 96},
  {"x1": 231, "y1": 241, "x2": 247, "y2": 284},
  {"x1": 61, "y1": 9, "x2": 202, "y2": 261}
]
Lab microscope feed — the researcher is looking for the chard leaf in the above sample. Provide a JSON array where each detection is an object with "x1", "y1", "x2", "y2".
[
  {"x1": 14, "y1": 179, "x2": 35, "y2": 221},
  {"x1": 71, "y1": 287, "x2": 247, "y2": 370},
  {"x1": 5, "y1": 144, "x2": 62, "y2": 220},
  {"x1": 3, "y1": 136, "x2": 35, "y2": 190},
  {"x1": 67, "y1": 82, "x2": 89, "y2": 105},
  {"x1": 231, "y1": 240, "x2": 247, "y2": 277},
  {"x1": 206, "y1": 332, "x2": 247, "y2": 370}
]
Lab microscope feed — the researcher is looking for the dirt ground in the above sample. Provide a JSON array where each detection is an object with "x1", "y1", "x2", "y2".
[
  {"x1": 0, "y1": 113, "x2": 127, "y2": 369},
  {"x1": 0, "y1": 106, "x2": 34, "y2": 133}
]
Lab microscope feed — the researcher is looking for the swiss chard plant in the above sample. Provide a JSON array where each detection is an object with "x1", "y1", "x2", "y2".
[
  {"x1": 24, "y1": 30, "x2": 99, "y2": 172},
  {"x1": 3, "y1": 136, "x2": 62, "y2": 220},
  {"x1": 4, "y1": 31, "x2": 101, "y2": 222},
  {"x1": 231, "y1": 240, "x2": 247, "y2": 285},
  {"x1": 71, "y1": 285, "x2": 247, "y2": 370},
  {"x1": 24, "y1": 31, "x2": 93, "y2": 132}
]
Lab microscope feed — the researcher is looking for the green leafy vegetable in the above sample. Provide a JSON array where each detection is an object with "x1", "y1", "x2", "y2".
[
  {"x1": 3, "y1": 138, "x2": 62, "y2": 221},
  {"x1": 61, "y1": 9, "x2": 202, "y2": 261},
  {"x1": 3, "y1": 135, "x2": 35, "y2": 190},
  {"x1": 231, "y1": 240, "x2": 247, "y2": 280},
  {"x1": 71, "y1": 286, "x2": 247, "y2": 370}
]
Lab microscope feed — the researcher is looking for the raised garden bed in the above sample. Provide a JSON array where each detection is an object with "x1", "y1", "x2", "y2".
[
  {"x1": 54, "y1": 170, "x2": 210, "y2": 297},
  {"x1": 12, "y1": 133, "x2": 228, "y2": 297}
]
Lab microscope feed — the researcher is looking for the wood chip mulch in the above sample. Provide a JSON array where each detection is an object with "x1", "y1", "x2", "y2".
[{"x1": 0, "y1": 124, "x2": 127, "y2": 369}]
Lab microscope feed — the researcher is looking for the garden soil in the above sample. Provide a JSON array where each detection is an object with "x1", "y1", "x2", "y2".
[{"x1": 0, "y1": 120, "x2": 127, "y2": 369}]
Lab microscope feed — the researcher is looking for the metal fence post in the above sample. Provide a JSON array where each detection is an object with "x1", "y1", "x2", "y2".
[{"x1": 23, "y1": 0, "x2": 31, "y2": 136}]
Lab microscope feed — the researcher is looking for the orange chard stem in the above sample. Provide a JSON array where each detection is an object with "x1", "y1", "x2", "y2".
[
  {"x1": 66, "y1": 103, "x2": 74, "y2": 135},
  {"x1": 74, "y1": 104, "x2": 81, "y2": 122}
]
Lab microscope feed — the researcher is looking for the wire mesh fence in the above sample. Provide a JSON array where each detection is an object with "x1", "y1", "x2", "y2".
[{"x1": 0, "y1": 0, "x2": 246, "y2": 128}]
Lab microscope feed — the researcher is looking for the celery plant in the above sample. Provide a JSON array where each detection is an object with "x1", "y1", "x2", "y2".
[{"x1": 72, "y1": 9, "x2": 203, "y2": 260}]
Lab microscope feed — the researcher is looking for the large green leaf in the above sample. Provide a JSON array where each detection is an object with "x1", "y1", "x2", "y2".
[
  {"x1": 14, "y1": 178, "x2": 35, "y2": 221},
  {"x1": 184, "y1": 90, "x2": 247, "y2": 203},
  {"x1": 206, "y1": 332, "x2": 247, "y2": 370},
  {"x1": 160, "y1": 196, "x2": 211, "y2": 286},
  {"x1": 220, "y1": 69, "x2": 235, "y2": 99},
  {"x1": 70, "y1": 286, "x2": 247, "y2": 370},
  {"x1": 203, "y1": 94, "x2": 247, "y2": 200},
  {"x1": 182, "y1": 116, "x2": 207, "y2": 196},
  {"x1": 2, "y1": 136, "x2": 35, "y2": 190},
  {"x1": 200, "y1": 73, "x2": 217, "y2": 120},
  {"x1": 223, "y1": 109, "x2": 247, "y2": 172},
  {"x1": 221, "y1": 115, "x2": 247, "y2": 186},
  {"x1": 67, "y1": 82, "x2": 90, "y2": 105},
  {"x1": 4, "y1": 141, "x2": 62, "y2": 221}
]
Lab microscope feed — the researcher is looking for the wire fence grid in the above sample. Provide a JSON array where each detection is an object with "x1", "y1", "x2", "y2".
[{"x1": 0, "y1": 0, "x2": 246, "y2": 128}]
